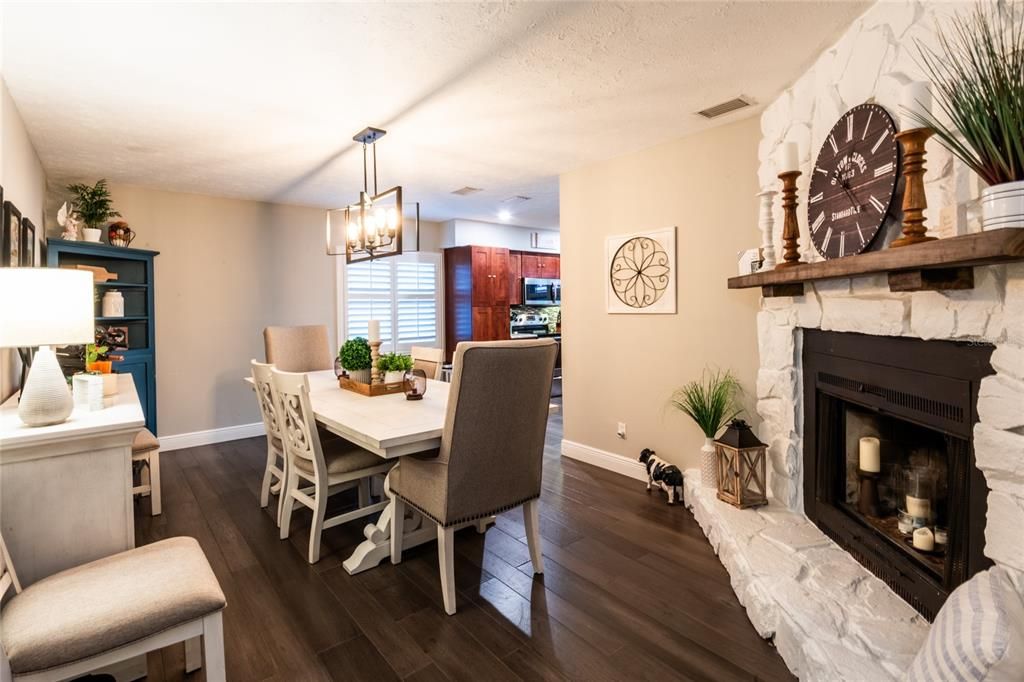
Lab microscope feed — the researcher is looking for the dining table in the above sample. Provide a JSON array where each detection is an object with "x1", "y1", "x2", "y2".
[{"x1": 244, "y1": 369, "x2": 559, "y2": 575}]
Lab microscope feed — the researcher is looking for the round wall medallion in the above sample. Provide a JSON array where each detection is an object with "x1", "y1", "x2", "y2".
[{"x1": 609, "y1": 236, "x2": 670, "y2": 308}]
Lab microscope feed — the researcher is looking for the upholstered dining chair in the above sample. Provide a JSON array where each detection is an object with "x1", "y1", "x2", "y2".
[
  {"x1": 0, "y1": 534, "x2": 226, "y2": 681},
  {"x1": 410, "y1": 346, "x2": 445, "y2": 380},
  {"x1": 390, "y1": 339, "x2": 557, "y2": 615},
  {"x1": 264, "y1": 324, "x2": 333, "y2": 372},
  {"x1": 271, "y1": 368, "x2": 394, "y2": 563},
  {"x1": 251, "y1": 360, "x2": 287, "y2": 525}
]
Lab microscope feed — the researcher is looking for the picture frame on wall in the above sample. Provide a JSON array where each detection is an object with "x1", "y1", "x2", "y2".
[
  {"x1": 3, "y1": 200, "x2": 23, "y2": 268},
  {"x1": 605, "y1": 226, "x2": 677, "y2": 314},
  {"x1": 21, "y1": 218, "x2": 36, "y2": 267}
]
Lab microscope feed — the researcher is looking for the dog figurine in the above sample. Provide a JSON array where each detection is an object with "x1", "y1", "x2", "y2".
[{"x1": 639, "y1": 448, "x2": 684, "y2": 505}]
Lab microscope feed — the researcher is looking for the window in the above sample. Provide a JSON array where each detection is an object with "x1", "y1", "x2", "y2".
[{"x1": 341, "y1": 252, "x2": 442, "y2": 353}]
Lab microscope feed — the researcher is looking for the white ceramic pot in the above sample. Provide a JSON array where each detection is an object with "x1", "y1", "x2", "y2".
[
  {"x1": 981, "y1": 180, "x2": 1024, "y2": 231},
  {"x1": 101, "y1": 290, "x2": 124, "y2": 317},
  {"x1": 82, "y1": 227, "x2": 102, "y2": 242},
  {"x1": 346, "y1": 368, "x2": 371, "y2": 384},
  {"x1": 700, "y1": 437, "x2": 717, "y2": 489},
  {"x1": 384, "y1": 370, "x2": 405, "y2": 385}
]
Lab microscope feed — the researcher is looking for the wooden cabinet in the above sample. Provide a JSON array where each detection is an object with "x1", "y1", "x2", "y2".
[
  {"x1": 470, "y1": 246, "x2": 509, "y2": 306},
  {"x1": 520, "y1": 252, "x2": 559, "y2": 279},
  {"x1": 444, "y1": 245, "x2": 512, "y2": 360},
  {"x1": 508, "y1": 252, "x2": 522, "y2": 305},
  {"x1": 471, "y1": 306, "x2": 510, "y2": 343}
]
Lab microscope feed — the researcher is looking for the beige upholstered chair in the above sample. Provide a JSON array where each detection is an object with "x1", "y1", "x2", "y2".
[
  {"x1": 410, "y1": 346, "x2": 444, "y2": 380},
  {"x1": 272, "y1": 368, "x2": 394, "y2": 563},
  {"x1": 390, "y1": 339, "x2": 557, "y2": 615},
  {"x1": 0, "y1": 534, "x2": 226, "y2": 681},
  {"x1": 131, "y1": 428, "x2": 161, "y2": 516},
  {"x1": 264, "y1": 325, "x2": 333, "y2": 373},
  {"x1": 251, "y1": 360, "x2": 288, "y2": 525}
]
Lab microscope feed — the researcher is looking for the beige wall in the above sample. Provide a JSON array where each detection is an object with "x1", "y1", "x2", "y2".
[
  {"x1": 0, "y1": 77, "x2": 47, "y2": 401},
  {"x1": 560, "y1": 115, "x2": 762, "y2": 471}
]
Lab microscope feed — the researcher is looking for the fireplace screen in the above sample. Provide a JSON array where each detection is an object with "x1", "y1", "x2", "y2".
[{"x1": 803, "y1": 330, "x2": 992, "y2": 620}]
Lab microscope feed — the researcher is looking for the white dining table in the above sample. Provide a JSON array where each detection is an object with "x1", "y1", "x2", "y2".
[{"x1": 244, "y1": 369, "x2": 558, "y2": 574}]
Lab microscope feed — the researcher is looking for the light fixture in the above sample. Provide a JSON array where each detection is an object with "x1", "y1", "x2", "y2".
[
  {"x1": 498, "y1": 209, "x2": 512, "y2": 222},
  {"x1": 326, "y1": 126, "x2": 409, "y2": 264},
  {"x1": 0, "y1": 269, "x2": 94, "y2": 426}
]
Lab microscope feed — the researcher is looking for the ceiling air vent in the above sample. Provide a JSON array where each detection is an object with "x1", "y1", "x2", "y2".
[
  {"x1": 501, "y1": 195, "x2": 531, "y2": 204},
  {"x1": 696, "y1": 96, "x2": 753, "y2": 119},
  {"x1": 451, "y1": 186, "x2": 483, "y2": 196}
]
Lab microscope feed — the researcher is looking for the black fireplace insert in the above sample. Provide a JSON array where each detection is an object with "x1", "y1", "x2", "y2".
[{"x1": 803, "y1": 330, "x2": 993, "y2": 620}]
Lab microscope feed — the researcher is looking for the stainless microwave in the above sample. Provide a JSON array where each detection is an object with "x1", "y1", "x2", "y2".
[{"x1": 523, "y1": 278, "x2": 561, "y2": 306}]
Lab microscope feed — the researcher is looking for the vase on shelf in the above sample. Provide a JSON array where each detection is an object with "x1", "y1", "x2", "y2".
[
  {"x1": 81, "y1": 227, "x2": 102, "y2": 243},
  {"x1": 700, "y1": 437, "x2": 717, "y2": 488},
  {"x1": 981, "y1": 180, "x2": 1024, "y2": 231}
]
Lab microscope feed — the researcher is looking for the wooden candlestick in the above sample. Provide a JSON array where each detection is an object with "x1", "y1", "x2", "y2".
[
  {"x1": 776, "y1": 171, "x2": 804, "y2": 269},
  {"x1": 891, "y1": 127, "x2": 937, "y2": 248},
  {"x1": 369, "y1": 340, "x2": 383, "y2": 384},
  {"x1": 857, "y1": 468, "x2": 881, "y2": 517}
]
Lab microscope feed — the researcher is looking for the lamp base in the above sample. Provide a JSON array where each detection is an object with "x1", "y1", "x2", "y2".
[{"x1": 18, "y1": 346, "x2": 73, "y2": 427}]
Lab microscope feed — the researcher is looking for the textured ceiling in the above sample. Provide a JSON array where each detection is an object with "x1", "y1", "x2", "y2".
[{"x1": 2, "y1": 1, "x2": 868, "y2": 228}]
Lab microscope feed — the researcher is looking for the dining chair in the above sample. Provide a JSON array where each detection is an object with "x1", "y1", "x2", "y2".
[
  {"x1": 272, "y1": 368, "x2": 394, "y2": 563},
  {"x1": 251, "y1": 360, "x2": 287, "y2": 525},
  {"x1": 264, "y1": 325, "x2": 333, "y2": 372},
  {"x1": 0, "y1": 534, "x2": 226, "y2": 681},
  {"x1": 410, "y1": 346, "x2": 444, "y2": 380},
  {"x1": 389, "y1": 339, "x2": 557, "y2": 615},
  {"x1": 131, "y1": 428, "x2": 161, "y2": 516}
]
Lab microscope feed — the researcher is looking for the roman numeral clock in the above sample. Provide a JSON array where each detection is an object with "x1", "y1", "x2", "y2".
[{"x1": 808, "y1": 103, "x2": 900, "y2": 259}]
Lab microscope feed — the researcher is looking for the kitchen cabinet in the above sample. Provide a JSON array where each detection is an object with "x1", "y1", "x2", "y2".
[
  {"x1": 471, "y1": 306, "x2": 510, "y2": 343},
  {"x1": 508, "y1": 252, "x2": 522, "y2": 305},
  {"x1": 521, "y1": 253, "x2": 559, "y2": 279},
  {"x1": 444, "y1": 245, "x2": 512, "y2": 360},
  {"x1": 470, "y1": 246, "x2": 509, "y2": 306}
]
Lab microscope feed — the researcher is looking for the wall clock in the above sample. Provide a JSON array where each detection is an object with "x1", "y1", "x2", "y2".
[{"x1": 808, "y1": 103, "x2": 899, "y2": 259}]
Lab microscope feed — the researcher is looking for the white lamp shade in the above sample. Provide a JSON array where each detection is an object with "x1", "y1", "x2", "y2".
[{"x1": 0, "y1": 268, "x2": 95, "y2": 348}]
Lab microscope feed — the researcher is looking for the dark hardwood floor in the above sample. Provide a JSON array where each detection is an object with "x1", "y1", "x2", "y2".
[{"x1": 135, "y1": 403, "x2": 793, "y2": 681}]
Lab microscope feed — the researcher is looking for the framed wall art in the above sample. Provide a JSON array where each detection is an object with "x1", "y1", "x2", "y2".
[
  {"x1": 21, "y1": 217, "x2": 36, "y2": 267},
  {"x1": 605, "y1": 226, "x2": 677, "y2": 314},
  {"x1": 3, "y1": 200, "x2": 22, "y2": 268}
]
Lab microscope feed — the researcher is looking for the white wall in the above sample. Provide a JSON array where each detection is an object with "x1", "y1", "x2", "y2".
[{"x1": 441, "y1": 218, "x2": 559, "y2": 252}]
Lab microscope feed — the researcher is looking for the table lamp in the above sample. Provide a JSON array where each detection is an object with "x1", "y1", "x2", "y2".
[{"x1": 0, "y1": 269, "x2": 94, "y2": 426}]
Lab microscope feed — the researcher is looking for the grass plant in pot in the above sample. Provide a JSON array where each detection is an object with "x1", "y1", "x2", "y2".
[
  {"x1": 67, "y1": 179, "x2": 121, "y2": 243},
  {"x1": 377, "y1": 352, "x2": 413, "y2": 385},
  {"x1": 911, "y1": 4, "x2": 1024, "y2": 230},
  {"x1": 670, "y1": 369, "x2": 743, "y2": 489},
  {"x1": 339, "y1": 337, "x2": 372, "y2": 384}
]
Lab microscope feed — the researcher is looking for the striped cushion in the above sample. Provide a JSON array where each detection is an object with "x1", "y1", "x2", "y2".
[{"x1": 904, "y1": 567, "x2": 1024, "y2": 681}]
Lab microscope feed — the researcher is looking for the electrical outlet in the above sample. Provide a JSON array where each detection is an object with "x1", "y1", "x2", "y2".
[{"x1": 616, "y1": 422, "x2": 627, "y2": 439}]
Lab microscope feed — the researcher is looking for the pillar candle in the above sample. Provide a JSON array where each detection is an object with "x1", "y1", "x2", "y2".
[
  {"x1": 906, "y1": 495, "x2": 931, "y2": 520},
  {"x1": 858, "y1": 437, "x2": 881, "y2": 473},
  {"x1": 778, "y1": 142, "x2": 799, "y2": 173},
  {"x1": 900, "y1": 81, "x2": 932, "y2": 130},
  {"x1": 913, "y1": 527, "x2": 935, "y2": 552},
  {"x1": 368, "y1": 319, "x2": 380, "y2": 342}
]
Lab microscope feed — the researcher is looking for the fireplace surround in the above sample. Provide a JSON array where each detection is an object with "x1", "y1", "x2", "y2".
[{"x1": 802, "y1": 330, "x2": 993, "y2": 620}]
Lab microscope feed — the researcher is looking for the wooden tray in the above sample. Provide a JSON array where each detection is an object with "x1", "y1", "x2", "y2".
[{"x1": 338, "y1": 376, "x2": 405, "y2": 397}]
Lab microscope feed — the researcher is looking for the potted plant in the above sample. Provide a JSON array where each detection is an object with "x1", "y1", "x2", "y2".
[
  {"x1": 378, "y1": 352, "x2": 413, "y2": 384},
  {"x1": 83, "y1": 338, "x2": 123, "y2": 396},
  {"x1": 911, "y1": 5, "x2": 1024, "y2": 230},
  {"x1": 670, "y1": 369, "x2": 743, "y2": 489},
  {"x1": 66, "y1": 179, "x2": 121, "y2": 242},
  {"x1": 339, "y1": 337, "x2": 372, "y2": 383}
]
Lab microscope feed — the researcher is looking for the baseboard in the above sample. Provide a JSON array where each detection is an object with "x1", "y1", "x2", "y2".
[
  {"x1": 159, "y1": 422, "x2": 265, "y2": 452},
  {"x1": 560, "y1": 439, "x2": 646, "y2": 482}
]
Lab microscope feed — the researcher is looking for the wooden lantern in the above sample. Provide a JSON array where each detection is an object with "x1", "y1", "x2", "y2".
[{"x1": 715, "y1": 419, "x2": 768, "y2": 509}]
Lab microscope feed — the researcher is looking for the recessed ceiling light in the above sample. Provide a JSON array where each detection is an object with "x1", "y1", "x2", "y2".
[{"x1": 498, "y1": 209, "x2": 512, "y2": 221}]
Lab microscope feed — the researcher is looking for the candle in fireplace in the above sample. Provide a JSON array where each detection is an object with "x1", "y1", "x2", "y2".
[
  {"x1": 906, "y1": 495, "x2": 931, "y2": 520},
  {"x1": 912, "y1": 527, "x2": 935, "y2": 552},
  {"x1": 858, "y1": 437, "x2": 881, "y2": 473}
]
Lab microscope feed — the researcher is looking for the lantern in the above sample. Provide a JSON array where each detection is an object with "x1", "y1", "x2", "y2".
[
  {"x1": 714, "y1": 419, "x2": 768, "y2": 509},
  {"x1": 403, "y1": 369, "x2": 427, "y2": 401}
]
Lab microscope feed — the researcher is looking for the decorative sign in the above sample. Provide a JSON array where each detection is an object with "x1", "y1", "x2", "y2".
[{"x1": 605, "y1": 227, "x2": 676, "y2": 314}]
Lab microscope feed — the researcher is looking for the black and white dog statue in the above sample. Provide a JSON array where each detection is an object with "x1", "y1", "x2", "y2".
[{"x1": 639, "y1": 448, "x2": 684, "y2": 505}]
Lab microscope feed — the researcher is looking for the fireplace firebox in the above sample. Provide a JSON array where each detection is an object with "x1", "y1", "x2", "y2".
[{"x1": 803, "y1": 330, "x2": 993, "y2": 620}]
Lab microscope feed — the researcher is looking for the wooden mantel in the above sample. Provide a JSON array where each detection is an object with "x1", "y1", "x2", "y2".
[{"x1": 728, "y1": 228, "x2": 1024, "y2": 297}]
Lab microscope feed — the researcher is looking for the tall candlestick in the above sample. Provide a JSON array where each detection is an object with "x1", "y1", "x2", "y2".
[
  {"x1": 369, "y1": 340, "x2": 383, "y2": 384},
  {"x1": 900, "y1": 81, "x2": 932, "y2": 130},
  {"x1": 891, "y1": 127, "x2": 937, "y2": 247},
  {"x1": 368, "y1": 319, "x2": 381, "y2": 342},
  {"x1": 858, "y1": 436, "x2": 881, "y2": 473},
  {"x1": 757, "y1": 190, "x2": 778, "y2": 270},
  {"x1": 775, "y1": 171, "x2": 804, "y2": 269},
  {"x1": 779, "y1": 142, "x2": 799, "y2": 173}
]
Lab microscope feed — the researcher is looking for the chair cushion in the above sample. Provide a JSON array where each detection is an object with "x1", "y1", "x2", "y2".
[
  {"x1": 903, "y1": 566, "x2": 1024, "y2": 682},
  {"x1": 132, "y1": 428, "x2": 160, "y2": 454},
  {"x1": 1, "y1": 537, "x2": 226, "y2": 675},
  {"x1": 291, "y1": 439, "x2": 383, "y2": 477}
]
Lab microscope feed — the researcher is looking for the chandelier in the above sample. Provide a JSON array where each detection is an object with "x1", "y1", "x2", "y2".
[{"x1": 326, "y1": 126, "x2": 405, "y2": 264}]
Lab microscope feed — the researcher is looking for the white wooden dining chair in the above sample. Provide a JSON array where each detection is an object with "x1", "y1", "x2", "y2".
[
  {"x1": 131, "y1": 428, "x2": 162, "y2": 516},
  {"x1": 271, "y1": 368, "x2": 394, "y2": 563},
  {"x1": 251, "y1": 360, "x2": 288, "y2": 526},
  {"x1": 0, "y1": 534, "x2": 226, "y2": 681},
  {"x1": 410, "y1": 346, "x2": 444, "y2": 380}
]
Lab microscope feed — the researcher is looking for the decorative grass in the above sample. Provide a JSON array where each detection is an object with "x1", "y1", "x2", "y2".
[{"x1": 670, "y1": 369, "x2": 744, "y2": 439}]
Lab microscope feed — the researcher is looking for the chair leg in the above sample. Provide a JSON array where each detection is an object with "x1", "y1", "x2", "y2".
[
  {"x1": 184, "y1": 635, "x2": 202, "y2": 673},
  {"x1": 523, "y1": 499, "x2": 544, "y2": 574},
  {"x1": 308, "y1": 476, "x2": 328, "y2": 564},
  {"x1": 390, "y1": 497, "x2": 406, "y2": 565},
  {"x1": 437, "y1": 525, "x2": 456, "y2": 615},
  {"x1": 275, "y1": 454, "x2": 287, "y2": 527},
  {"x1": 279, "y1": 470, "x2": 297, "y2": 540},
  {"x1": 149, "y1": 450, "x2": 161, "y2": 516},
  {"x1": 202, "y1": 611, "x2": 226, "y2": 682},
  {"x1": 260, "y1": 442, "x2": 275, "y2": 509}
]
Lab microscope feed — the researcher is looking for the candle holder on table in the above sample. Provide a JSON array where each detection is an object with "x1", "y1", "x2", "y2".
[{"x1": 369, "y1": 340, "x2": 383, "y2": 385}]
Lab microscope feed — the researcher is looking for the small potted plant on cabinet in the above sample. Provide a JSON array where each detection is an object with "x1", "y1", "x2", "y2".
[
  {"x1": 378, "y1": 352, "x2": 413, "y2": 385},
  {"x1": 339, "y1": 337, "x2": 372, "y2": 384},
  {"x1": 84, "y1": 339, "x2": 123, "y2": 396},
  {"x1": 670, "y1": 369, "x2": 743, "y2": 489},
  {"x1": 66, "y1": 179, "x2": 121, "y2": 243}
]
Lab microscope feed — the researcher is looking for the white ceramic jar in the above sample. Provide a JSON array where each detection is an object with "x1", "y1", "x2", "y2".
[
  {"x1": 101, "y1": 290, "x2": 124, "y2": 317},
  {"x1": 981, "y1": 180, "x2": 1024, "y2": 230}
]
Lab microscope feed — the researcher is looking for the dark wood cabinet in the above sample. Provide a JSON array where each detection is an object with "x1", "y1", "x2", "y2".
[
  {"x1": 444, "y1": 245, "x2": 513, "y2": 360},
  {"x1": 520, "y1": 253, "x2": 559, "y2": 279},
  {"x1": 508, "y1": 252, "x2": 522, "y2": 305}
]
